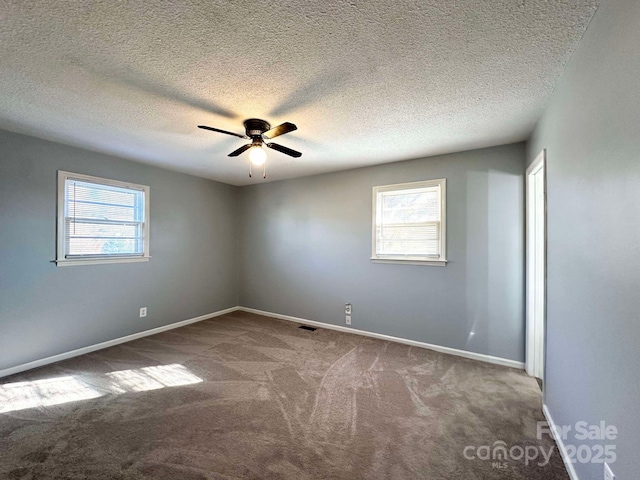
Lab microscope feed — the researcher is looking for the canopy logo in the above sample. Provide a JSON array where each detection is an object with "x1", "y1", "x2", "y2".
[{"x1": 463, "y1": 441, "x2": 554, "y2": 468}]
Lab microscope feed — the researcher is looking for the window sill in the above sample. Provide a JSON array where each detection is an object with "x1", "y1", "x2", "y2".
[
  {"x1": 370, "y1": 257, "x2": 447, "y2": 266},
  {"x1": 55, "y1": 256, "x2": 150, "y2": 267}
]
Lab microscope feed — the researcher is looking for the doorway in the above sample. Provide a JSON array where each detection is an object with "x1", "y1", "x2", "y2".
[{"x1": 526, "y1": 150, "x2": 546, "y2": 380}]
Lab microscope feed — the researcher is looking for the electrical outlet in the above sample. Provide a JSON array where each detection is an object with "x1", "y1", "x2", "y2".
[
  {"x1": 604, "y1": 463, "x2": 615, "y2": 480},
  {"x1": 345, "y1": 303, "x2": 352, "y2": 315},
  {"x1": 345, "y1": 315, "x2": 351, "y2": 325},
  {"x1": 139, "y1": 307, "x2": 147, "y2": 318}
]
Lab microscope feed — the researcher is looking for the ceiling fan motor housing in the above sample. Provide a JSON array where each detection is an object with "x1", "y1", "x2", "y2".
[{"x1": 244, "y1": 118, "x2": 271, "y2": 138}]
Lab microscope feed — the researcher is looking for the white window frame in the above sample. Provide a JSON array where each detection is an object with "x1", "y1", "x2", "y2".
[
  {"x1": 56, "y1": 171, "x2": 150, "y2": 266},
  {"x1": 371, "y1": 178, "x2": 447, "y2": 266}
]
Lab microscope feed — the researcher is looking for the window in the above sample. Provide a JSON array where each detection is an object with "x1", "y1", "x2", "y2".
[
  {"x1": 372, "y1": 178, "x2": 446, "y2": 266},
  {"x1": 56, "y1": 171, "x2": 150, "y2": 266}
]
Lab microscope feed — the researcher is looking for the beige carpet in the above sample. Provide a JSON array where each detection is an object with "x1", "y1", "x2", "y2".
[{"x1": 0, "y1": 311, "x2": 568, "y2": 479}]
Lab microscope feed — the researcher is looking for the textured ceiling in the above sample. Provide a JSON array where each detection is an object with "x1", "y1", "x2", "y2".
[{"x1": 1, "y1": 0, "x2": 599, "y2": 185}]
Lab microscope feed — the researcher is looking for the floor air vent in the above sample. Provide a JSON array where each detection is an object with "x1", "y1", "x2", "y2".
[{"x1": 298, "y1": 325, "x2": 317, "y2": 331}]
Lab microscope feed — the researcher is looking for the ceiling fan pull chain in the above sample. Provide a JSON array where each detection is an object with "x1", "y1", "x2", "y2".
[
  {"x1": 249, "y1": 161, "x2": 252, "y2": 178},
  {"x1": 263, "y1": 162, "x2": 266, "y2": 179}
]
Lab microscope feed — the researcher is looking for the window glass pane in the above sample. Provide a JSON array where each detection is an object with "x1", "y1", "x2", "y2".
[
  {"x1": 380, "y1": 188, "x2": 439, "y2": 223},
  {"x1": 66, "y1": 181, "x2": 140, "y2": 222},
  {"x1": 71, "y1": 182, "x2": 136, "y2": 205},
  {"x1": 67, "y1": 237, "x2": 139, "y2": 256}
]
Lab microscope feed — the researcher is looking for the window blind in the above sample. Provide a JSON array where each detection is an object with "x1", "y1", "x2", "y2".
[{"x1": 64, "y1": 179, "x2": 145, "y2": 258}]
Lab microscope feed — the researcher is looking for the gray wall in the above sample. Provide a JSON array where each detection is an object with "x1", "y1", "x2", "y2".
[
  {"x1": 239, "y1": 143, "x2": 526, "y2": 362},
  {"x1": 527, "y1": 1, "x2": 640, "y2": 478},
  {"x1": 0, "y1": 130, "x2": 239, "y2": 372}
]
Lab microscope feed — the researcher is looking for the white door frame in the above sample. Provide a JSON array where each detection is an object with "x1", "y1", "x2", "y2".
[{"x1": 526, "y1": 150, "x2": 546, "y2": 379}]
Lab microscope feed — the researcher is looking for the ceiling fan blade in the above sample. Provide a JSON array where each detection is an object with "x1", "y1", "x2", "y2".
[
  {"x1": 266, "y1": 142, "x2": 302, "y2": 158},
  {"x1": 263, "y1": 122, "x2": 297, "y2": 139},
  {"x1": 198, "y1": 125, "x2": 248, "y2": 139},
  {"x1": 228, "y1": 144, "x2": 253, "y2": 157}
]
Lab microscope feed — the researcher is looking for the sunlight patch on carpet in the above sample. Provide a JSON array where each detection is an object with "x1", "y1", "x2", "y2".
[
  {"x1": 0, "y1": 364, "x2": 203, "y2": 412},
  {"x1": 106, "y1": 364, "x2": 203, "y2": 392},
  {"x1": 0, "y1": 376, "x2": 102, "y2": 413}
]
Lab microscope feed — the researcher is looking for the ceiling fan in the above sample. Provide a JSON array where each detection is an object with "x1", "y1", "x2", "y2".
[{"x1": 198, "y1": 118, "x2": 301, "y2": 178}]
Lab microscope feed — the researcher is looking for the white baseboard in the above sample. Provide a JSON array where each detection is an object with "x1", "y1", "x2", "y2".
[
  {"x1": 543, "y1": 404, "x2": 579, "y2": 480},
  {"x1": 1, "y1": 305, "x2": 524, "y2": 380},
  {"x1": 237, "y1": 307, "x2": 525, "y2": 370},
  {"x1": 0, "y1": 306, "x2": 240, "y2": 379}
]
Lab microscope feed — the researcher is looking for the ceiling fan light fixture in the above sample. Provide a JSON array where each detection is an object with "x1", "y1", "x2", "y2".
[
  {"x1": 198, "y1": 118, "x2": 301, "y2": 179},
  {"x1": 249, "y1": 145, "x2": 267, "y2": 166}
]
